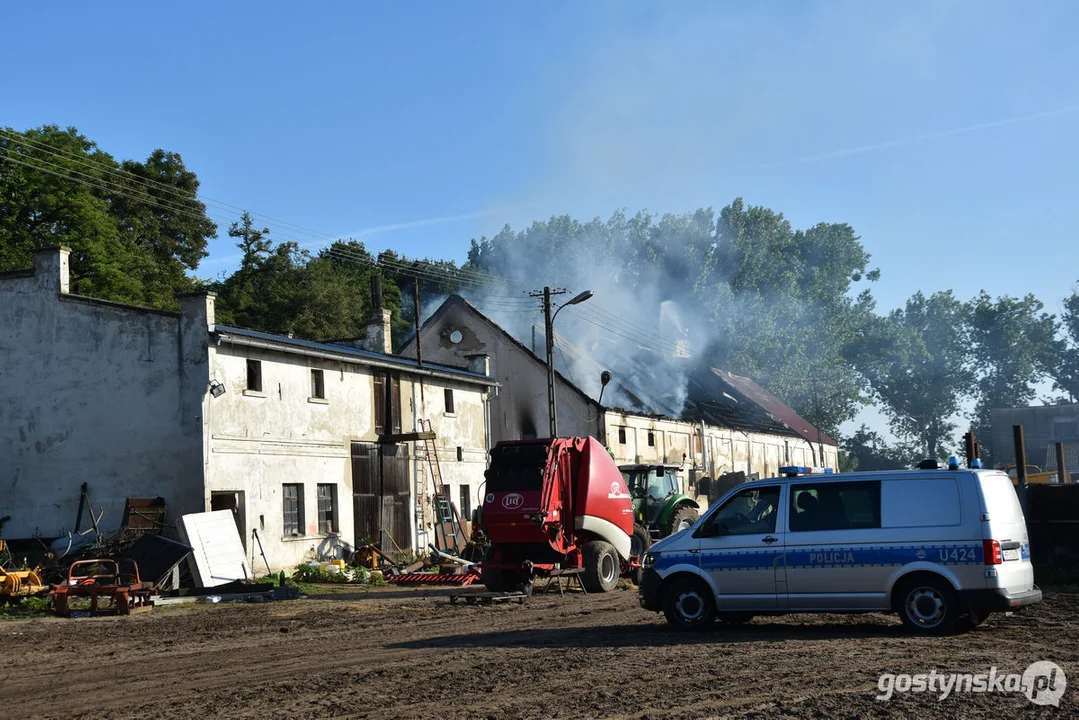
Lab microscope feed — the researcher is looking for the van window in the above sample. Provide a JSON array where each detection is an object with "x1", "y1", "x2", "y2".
[
  {"x1": 705, "y1": 486, "x2": 781, "y2": 536},
  {"x1": 790, "y1": 481, "x2": 880, "y2": 532},
  {"x1": 881, "y1": 478, "x2": 961, "y2": 527},
  {"x1": 978, "y1": 474, "x2": 1025, "y2": 523}
]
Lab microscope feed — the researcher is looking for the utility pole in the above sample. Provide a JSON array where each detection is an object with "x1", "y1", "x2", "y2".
[
  {"x1": 530, "y1": 286, "x2": 565, "y2": 438},
  {"x1": 529, "y1": 285, "x2": 593, "y2": 438}
]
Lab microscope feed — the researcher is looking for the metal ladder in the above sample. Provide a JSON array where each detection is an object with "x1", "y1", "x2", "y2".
[{"x1": 419, "y1": 419, "x2": 465, "y2": 554}]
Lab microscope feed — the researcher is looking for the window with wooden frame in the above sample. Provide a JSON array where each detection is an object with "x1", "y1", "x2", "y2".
[
  {"x1": 283, "y1": 483, "x2": 303, "y2": 536},
  {"x1": 317, "y1": 483, "x2": 337, "y2": 534},
  {"x1": 246, "y1": 359, "x2": 263, "y2": 392},
  {"x1": 373, "y1": 372, "x2": 401, "y2": 435}
]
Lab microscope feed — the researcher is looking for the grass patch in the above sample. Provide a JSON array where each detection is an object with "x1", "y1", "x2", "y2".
[{"x1": 0, "y1": 596, "x2": 51, "y2": 620}]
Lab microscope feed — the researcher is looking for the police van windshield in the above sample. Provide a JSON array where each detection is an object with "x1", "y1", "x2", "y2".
[{"x1": 486, "y1": 443, "x2": 550, "y2": 492}]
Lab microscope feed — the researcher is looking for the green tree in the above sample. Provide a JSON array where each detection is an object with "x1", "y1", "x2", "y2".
[
  {"x1": 850, "y1": 291, "x2": 972, "y2": 460},
  {"x1": 1052, "y1": 288, "x2": 1079, "y2": 403},
  {"x1": 967, "y1": 292, "x2": 1061, "y2": 464},
  {"x1": 840, "y1": 426, "x2": 918, "y2": 471},
  {"x1": 0, "y1": 125, "x2": 215, "y2": 308}
]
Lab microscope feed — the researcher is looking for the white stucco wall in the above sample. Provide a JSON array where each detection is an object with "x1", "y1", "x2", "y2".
[
  {"x1": 0, "y1": 249, "x2": 207, "y2": 540},
  {"x1": 204, "y1": 339, "x2": 491, "y2": 570}
]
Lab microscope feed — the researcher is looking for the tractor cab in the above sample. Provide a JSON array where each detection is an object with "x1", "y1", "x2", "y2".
[{"x1": 619, "y1": 463, "x2": 700, "y2": 542}]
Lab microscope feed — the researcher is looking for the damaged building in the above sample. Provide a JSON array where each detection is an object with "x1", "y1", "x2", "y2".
[
  {"x1": 0, "y1": 248, "x2": 494, "y2": 570},
  {"x1": 401, "y1": 295, "x2": 838, "y2": 504}
]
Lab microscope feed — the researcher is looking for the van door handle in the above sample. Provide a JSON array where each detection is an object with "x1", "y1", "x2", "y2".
[
  {"x1": 762, "y1": 536, "x2": 778, "y2": 544},
  {"x1": 688, "y1": 548, "x2": 701, "y2": 554}
]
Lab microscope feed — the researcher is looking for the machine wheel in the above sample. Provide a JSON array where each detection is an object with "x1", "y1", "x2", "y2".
[
  {"x1": 663, "y1": 576, "x2": 715, "y2": 631},
  {"x1": 664, "y1": 506, "x2": 699, "y2": 537},
  {"x1": 582, "y1": 540, "x2": 620, "y2": 593},
  {"x1": 630, "y1": 524, "x2": 652, "y2": 559},
  {"x1": 896, "y1": 575, "x2": 961, "y2": 635},
  {"x1": 716, "y1": 611, "x2": 754, "y2": 625}
]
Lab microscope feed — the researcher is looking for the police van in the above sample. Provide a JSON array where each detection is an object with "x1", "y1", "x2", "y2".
[{"x1": 638, "y1": 462, "x2": 1042, "y2": 634}]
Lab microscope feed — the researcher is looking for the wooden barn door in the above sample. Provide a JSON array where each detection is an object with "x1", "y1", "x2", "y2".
[
  {"x1": 351, "y1": 442, "x2": 381, "y2": 547},
  {"x1": 381, "y1": 443, "x2": 412, "y2": 554},
  {"x1": 351, "y1": 441, "x2": 412, "y2": 553}
]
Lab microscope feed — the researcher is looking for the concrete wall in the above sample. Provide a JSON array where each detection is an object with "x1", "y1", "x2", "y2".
[
  {"x1": 205, "y1": 338, "x2": 490, "y2": 570},
  {"x1": 404, "y1": 302, "x2": 600, "y2": 443},
  {"x1": 0, "y1": 248, "x2": 207, "y2": 540}
]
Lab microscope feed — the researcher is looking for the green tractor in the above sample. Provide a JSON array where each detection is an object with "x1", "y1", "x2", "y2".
[{"x1": 619, "y1": 463, "x2": 701, "y2": 558}]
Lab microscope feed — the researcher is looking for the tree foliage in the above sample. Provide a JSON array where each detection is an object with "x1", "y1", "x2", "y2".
[{"x1": 0, "y1": 125, "x2": 215, "y2": 308}]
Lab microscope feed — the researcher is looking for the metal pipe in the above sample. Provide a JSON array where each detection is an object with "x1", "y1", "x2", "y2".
[
  {"x1": 1056, "y1": 441, "x2": 1069, "y2": 483},
  {"x1": 1014, "y1": 425, "x2": 1028, "y2": 513}
]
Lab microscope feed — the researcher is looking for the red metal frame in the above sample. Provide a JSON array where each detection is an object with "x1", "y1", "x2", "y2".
[{"x1": 51, "y1": 558, "x2": 155, "y2": 616}]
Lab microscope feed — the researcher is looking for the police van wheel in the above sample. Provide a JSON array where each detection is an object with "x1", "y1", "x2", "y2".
[
  {"x1": 663, "y1": 577, "x2": 715, "y2": 631},
  {"x1": 897, "y1": 576, "x2": 959, "y2": 635}
]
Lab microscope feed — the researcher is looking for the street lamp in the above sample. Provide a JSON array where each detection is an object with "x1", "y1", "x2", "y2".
[{"x1": 545, "y1": 287, "x2": 594, "y2": 437}]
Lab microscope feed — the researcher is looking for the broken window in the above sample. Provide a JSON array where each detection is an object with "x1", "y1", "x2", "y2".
[
  {"x1": 317, "y1": 483, "x2": 337, "y2": 534},
  {"x1": 246, "y1": 359, "x2": 262, "y2": 392},
  {"x1": 648, "y1": 431, "x2": 655, "y2": 447},
  {"x1": 283, "y1": 484, "x2": 303, "y2": 536},
  {"x1": 311, "y1": 369, "x2": 325, "y2": 399},
  {"x1": 444, "y1": 387, "x2": 455, "y2": 414},
  {"x1": 618, "y1": 427, "x2": 627, "y2": 444}
]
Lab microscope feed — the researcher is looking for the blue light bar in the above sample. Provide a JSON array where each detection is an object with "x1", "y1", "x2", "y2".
[{"x1": 778, "y1": 466, "x2": 836, "y2": 477}]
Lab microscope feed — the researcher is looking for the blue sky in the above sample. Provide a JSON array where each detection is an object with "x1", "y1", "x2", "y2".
[
  {"x1": 4, "y1": 1, "x2": 1077, "y2": 315},
  {"x1": 4, "y1": 2, "x2": 1077, "y2": 438}
]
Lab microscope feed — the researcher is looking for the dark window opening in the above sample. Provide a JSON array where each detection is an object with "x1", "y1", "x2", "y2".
[
  {"x1": 790, "y1": 481, "x2": 881, "y2": 532},
  {"x1": 317, "y1": 483, "x2": 337, "y2": 534},
  {"x1": 647, "y1": 431, "x2": 655, "y2": 447},
  {"x1": 456, "y1": 446, "x2": 463, "y2": 462},
  {"x1": 311, "y1": 369, "x2": 325, "y2": 399},
  {"x1": 486, "y1": 442, "x2": 550, "y2": 492},
  {"x1": 444, "y1": 388, "x2": 455, "y2": 414},
  {"x1": 460, "y1": 485, "x2": 472, "y2": 519},
  {"x1": 283, "y1": 483, "x2": 303, "y2": 536},
  {"x1": 618, "y1": 427, "x2": 627, "y2": 444},
  {"x1": 246, "y1": 359, "x2": 262, "y2": 392}
]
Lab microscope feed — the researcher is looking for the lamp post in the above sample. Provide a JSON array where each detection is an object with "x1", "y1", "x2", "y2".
[{"x1": 545, "y1": 287, "x2": 593, "y2": 437}]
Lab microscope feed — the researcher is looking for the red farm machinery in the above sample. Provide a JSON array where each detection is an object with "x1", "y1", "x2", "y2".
[{"x1": 478, "y1": 436, "x2": 637, "y2": 593}]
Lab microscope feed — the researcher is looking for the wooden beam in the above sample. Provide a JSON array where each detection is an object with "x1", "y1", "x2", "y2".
[{"x1": 379, "y1": 431, "x2": 435, "y2": 443}]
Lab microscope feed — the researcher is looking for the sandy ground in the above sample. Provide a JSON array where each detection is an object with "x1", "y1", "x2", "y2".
[{"x1": 1, "y1": 584, "x2": 1076, "y2": 719}]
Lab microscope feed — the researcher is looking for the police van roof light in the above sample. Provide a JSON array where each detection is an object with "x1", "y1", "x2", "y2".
[{"x1": 778, "y1": 466, "x2": 836, "y2": 477}]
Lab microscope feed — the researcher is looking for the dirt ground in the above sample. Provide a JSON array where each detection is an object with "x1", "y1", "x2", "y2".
[{"x1": 1, "y1": 583, "x2": 1076, "y2": 719}]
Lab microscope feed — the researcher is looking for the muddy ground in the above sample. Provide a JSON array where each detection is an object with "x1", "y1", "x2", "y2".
[{"x1": 1, "y1": 584, "x2": 1076, "y2": 719}]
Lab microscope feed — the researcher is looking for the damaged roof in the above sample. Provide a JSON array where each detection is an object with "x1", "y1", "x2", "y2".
[{"x1": 420, "y1": 295, "x2": 836, "y2": 445}]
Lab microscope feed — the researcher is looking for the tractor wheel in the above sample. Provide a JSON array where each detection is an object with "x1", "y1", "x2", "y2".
[
  {"x1": 630, "y1": 523, "x2": 652, "y2": 559},
  {"x1": 664, "y1": 505, "x2": 699, "y2": 537},
  {"x1": 582, "y1": 540, "x2": 620, "y2": 593}
]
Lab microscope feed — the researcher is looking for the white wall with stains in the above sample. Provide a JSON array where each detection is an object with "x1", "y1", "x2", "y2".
[{"x1": 0, "y1": 248, "x2": 207, "y2": 540}]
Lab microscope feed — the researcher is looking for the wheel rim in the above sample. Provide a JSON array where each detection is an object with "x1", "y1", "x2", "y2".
[
  {"x1": 600, "y1": 552, "x2": 618, "y2": 584},
  {"x1": 905, "y1": 586, "x2": 946, "y2": 627},
  {"x1": 675, "y1": 589, "x2": 706, "y2": 623}
]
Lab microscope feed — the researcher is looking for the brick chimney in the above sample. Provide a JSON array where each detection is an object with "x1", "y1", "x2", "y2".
[{"x1": 363, "y1": 274, "x2": 393, "y2": 354}]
